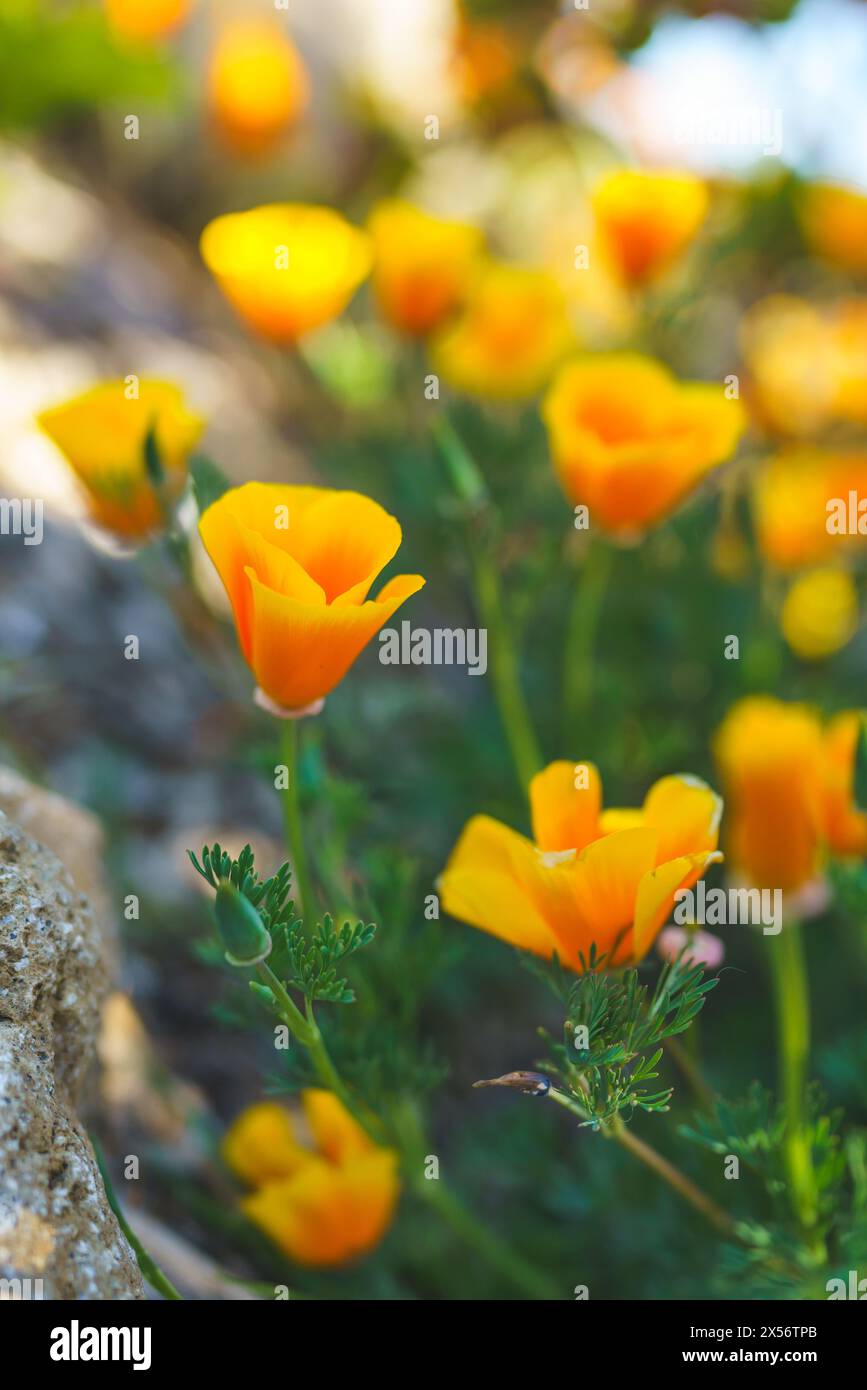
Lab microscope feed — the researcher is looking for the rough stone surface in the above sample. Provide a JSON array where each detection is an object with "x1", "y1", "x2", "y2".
[
  {"x1": 0, "y1": 813, "x2": 143, "y2": 1299},
  {"x1": 0, "y1": 766, "x2": 116, "y2": 968}
]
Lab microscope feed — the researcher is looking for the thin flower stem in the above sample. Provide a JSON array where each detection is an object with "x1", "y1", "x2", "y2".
[
  {"x1": 547, "y1": 1088, "x2": 733, "y2": 1237},
  {"x1": 279, "y1": 720, "x2": 316, "y2": 921},
  {"x1": 416, "y1": 1178, "x2": 561, "y2": 1301},
  {"x1": 563, "y1": 538, "x2": 613, "y2": 744},
  {"x1": 93, "y1": 1139, "x2": 183, "y2": 1300},
  {"x1": 255, "y1": 963, "x2": 557, "y2": 1297},
  {"x1": 768, "y1": 920, "x2": 821, "y2": 1239},
  {"x1": 432, "y1": 415, "x2": 542, "y2": 795}
]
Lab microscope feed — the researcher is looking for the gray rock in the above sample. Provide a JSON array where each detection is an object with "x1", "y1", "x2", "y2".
[{"x1": 0, "y1": 813, "x2": 143, "y2": 1299}]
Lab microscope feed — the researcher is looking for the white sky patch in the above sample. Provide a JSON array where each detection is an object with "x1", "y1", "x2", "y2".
[{"x1": 586, "y1": 0, "x2": 867, "y2": 188}]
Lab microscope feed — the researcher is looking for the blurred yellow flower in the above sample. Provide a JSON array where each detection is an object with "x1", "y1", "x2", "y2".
[
  {"x1": 800, "y1": 182, "x2": 867, "y2": 276},
  {"x1": 823, "y1": 712, "x2": 867, "y2": 858},
  {"x1": 741, "y1": 295, "x2": 867, "y2": 436},
  {"x1": 367, "y1": 200, "x2": 483, "y2": 337},
  {"x1": 38, "y1": 379, "x2": 203, "y2": 540},
  {"x1": 592, "y1": 169, "x2": 709, "y2": 287},
  {"x1": 104, "y1": 0, "x2": 191, "y2": 42},
  {"x1": 780, "y1": 567, "x2": 858, "y2": 661},
  {"x1": 430, "y1": 263, "x2": 574, "y2": 399},
  {"x1": 199, "y1": 482, "x2": 424, "y2": 715},
  {"x1": 831, "y1": 300, "x2": 867, "y2": 425},
  {"x1": 714, "y1": 697, "x2": 826, "y2": 893},
  {"x1": 542, "y1": 354, "x2": 745, "y2": 539},
  {"x1": 439, "y1": 761, "x2": 722, "y2": 969},
  {"x1": 223, "y1": 1093, "x2": 400, "y2": 1267},
  {"x1": 200, "y1": 204, "x2": 371, "y2": 344},
  {"x1": 207, "y1": 19, "x2": 310, "y2": 158},
  {"x1": 751, "y1": 448, "x2": 867, "y2": 571}
]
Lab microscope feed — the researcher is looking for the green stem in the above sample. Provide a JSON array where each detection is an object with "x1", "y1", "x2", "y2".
[
  {"x1": 768, "y1": 921, "x2": 820, "y2": 1239},
  {"x1": 255, "y1": 963, "x2": 556, "y2": 1297},
  {"x1": 279, "y1": 720, "x2": 316, "y2": 920},
  {"x1": 563, "y1": 539, "x2": 613, "y2": 745},
  {"x1": 547, "y1": 1089, "x2": 733, "y2": 1237},
  {"x1": 93, "y1": 1140, "x2": 183, "y2": 1300},
  {"x1": 432, "y1": 415, "x2": 542, "y2": 795},
  {"x1": 415, "y1": 1176, "x2": 560, "y2": 1300}
]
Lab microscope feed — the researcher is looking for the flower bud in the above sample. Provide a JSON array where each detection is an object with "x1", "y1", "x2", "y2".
[{"x1": 215, "y1": 882, "x2": 272, "y2": 967}]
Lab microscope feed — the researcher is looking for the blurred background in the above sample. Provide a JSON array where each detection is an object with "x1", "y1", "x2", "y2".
[{"x1": 1, "y1": 0, "x2": 867, "y2": 1299}]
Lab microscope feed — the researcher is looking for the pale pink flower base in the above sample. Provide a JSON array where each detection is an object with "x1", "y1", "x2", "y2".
[
  {"x1": 253, "y1": 688, "x2": 325, "y2": 720},
  {"x1": 657, "y1": 927, "x2": 725, "y2": 970}
]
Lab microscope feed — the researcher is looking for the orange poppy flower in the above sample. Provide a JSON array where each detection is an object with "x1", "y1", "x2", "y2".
[
  {"x1": 38, "y1": 379, "x2": 203, "y2": 540},
  {"x1": 431, "y1": 263, "x2": 575, "y2": 399},
  {"x1": 207, "y1": 19, "x2": 310, "y2": 157},
  {"x1": 713, "y1": 697, "x2": 827, "y2": 893},
  {"x1": 223, "y1": 1093, "x2": 400, "y2": 1267},
  {"x1": 542, "y1": 354, "x2": 745, "y2": 539},
  {"x1": 751, "y1": 448, "x2": 867, "y2": 571},
  {"x1": 367, "y1": 200, "x2": 483, "y2": 337},
  {"x1": 439, "y1": 761, "x2": 722, "y2": 969},
  {"x1": 104, "y1": 0, "x2": 191, "y2": 43},
  {"x1": 823, "y1": 712, "x2": 867, "y2": 858},
  {"x1": 200, "y1": 205, "x2": 371, "y2": 344},
  {"x1": 592, "y1": 169, "x2": 709, "y2": 287},
  {"x1": 799, "y1": 182, "x2": 867, "y2": 276},
  {"x1": 199, "y1": 482, "x2": 425, "y2": 715}
]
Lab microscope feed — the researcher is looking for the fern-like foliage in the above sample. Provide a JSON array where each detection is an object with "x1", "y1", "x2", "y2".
[
  {"x1": 540, "y1": 948, "x2": 720, "y2": 1127},
  {"x1": 188, "y1": 841, "x2": 376, "y2": 1004}
]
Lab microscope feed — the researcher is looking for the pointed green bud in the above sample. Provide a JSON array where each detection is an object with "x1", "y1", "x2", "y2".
[{"x1": 214, "y1": 882, "x2": 272, "y2": 967}]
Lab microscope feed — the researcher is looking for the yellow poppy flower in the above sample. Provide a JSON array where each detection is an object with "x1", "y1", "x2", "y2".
[
  {"x1": 207, "y1": 19, "x2": 310, "y2": 158},
  {"x1": 542, "y1": 354, "x2": 745, "y2": 539},
  {"x1": 823, "y1": 712, "x2": 867, "y2": 858},
  {"x1": 439, "y1": 761, "x2": 722, "y2": 970},
  {"x1": 592, "y1": 169, "x2": 709, "y2": 287},
  {"x1": 104, "y1": 0, "x2": 191, "y2": 43},
  {"x1": 800, "y1": 182, "x2": 867, "y2": 276},
  {"x1": 198, "y1": 482, "x2": 425, "y2": 715},
  {"x1": 780, "y1": 567, "x2": 858, "y2": 661},
  {"x1": 741, "y1": 295, "x2": 867, "y2": 436},
  {"x1": 751, "y1": 448, "x2": 867, "y2": 571},
  {"x1": 200, "y1": 205, "x2": 372, "y2": 344},
  {"x1": 367, "y1": 200, "x2": 483, "y2": 337},
  {"x1": 713, "y1": 697, "x2": 827, "y2": 893},
  {"x1": 223, "y1": 1091, "x2": 400, "y2": 1267},
  {"x1": 38, "y1": 379, "x2": 203, "y2": 540},
  {"x1": 430, "y1": 263, "x2": 575, "y2": 399}
]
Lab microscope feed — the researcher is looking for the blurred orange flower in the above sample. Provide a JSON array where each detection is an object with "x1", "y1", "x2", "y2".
[
  {"x1": 207, "y1": 19, "x2": 309, "y2": 157},
  {"x1": 200, "y1": 204, "x2": 371, "y2": 344},
  {"x1": 367, "y1": 200, "x2": 483, "y2": 337},
  {"x1": 542, "y1": 354, "x2": 745, "y2": 539},
  {"x1": 199, "y1": 482, "x2": 425, "y2": 715},
  {"x1": 592, "y1": 169, "x2": 709, "y2": 287},
  {"x1": 823, "y1": 712, "x2": 867, "y2": 858},
  {"x1": 439, "y1": 761, "x2": 722, "y2": 970},
  {"x1": 38, "y1": 379, "x2": 203, "y2": 540},
  {"x1": 223, "y1": 1093, "x2": 400, "y2": 1267},
  {"x1": 431, "y1": 263, "x2": 574, "y2": 399},
  {"x1": 800, "y1": 182, "x2": 867, "y2": 276},
  {"x1": 751, "y1": 448, "x2": 867, "y2": 571},
  {"x1": 104, "y1": 0, "x2": 191, "y2": 42},
  {"x1": 780, "y1": 567, "x2": 858, "y2": 662}
]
